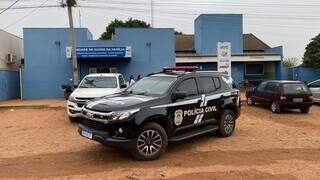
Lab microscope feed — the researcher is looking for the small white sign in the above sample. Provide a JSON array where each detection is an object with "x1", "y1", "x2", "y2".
[
  {"x1": 66, "y1": 46, "x2": 72, "y2": 59},
  {"x1": 217, "y1": 42, "x2": 231, "y2": 76}
]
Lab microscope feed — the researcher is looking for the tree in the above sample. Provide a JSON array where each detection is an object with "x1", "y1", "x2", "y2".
[
  {"x1": 302, "y1": 33, "x2": 320, "y2": 68},
  {"x1": 99, "y1": 18, "x2": 151, "y2": 40},
  {"x1": 283, "y1": 57, "x2": 301, "y2": 68}
]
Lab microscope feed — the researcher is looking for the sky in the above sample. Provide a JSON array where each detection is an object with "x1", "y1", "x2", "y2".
[{"x1": 0, "y1": 0, "x2": 320, "y2": 60}]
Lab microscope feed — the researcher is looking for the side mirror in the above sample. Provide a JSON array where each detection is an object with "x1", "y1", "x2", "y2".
[
  {"x1": 173, "y1": 91, "x2": 187, "y2": 101},
  {"x1": 120, "y1": 84, "x2": 127, "y2": 89}
]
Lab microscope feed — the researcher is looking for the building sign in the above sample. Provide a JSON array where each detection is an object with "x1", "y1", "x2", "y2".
[
  {"x1": 66, "y1": 46, "x2": 132, "y2": 59},
  {"x1": 217, "y1": 42, "x2": 231, "y2": 76}
]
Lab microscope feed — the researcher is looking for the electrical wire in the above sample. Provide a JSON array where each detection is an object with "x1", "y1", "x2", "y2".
[{"x1": 0, "y1": 0, "x2": 20, "y2": 14}]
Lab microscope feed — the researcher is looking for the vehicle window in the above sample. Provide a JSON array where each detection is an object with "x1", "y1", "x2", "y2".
[
  {"x1": 213, "y1": 77, "x2": 220, "y2": 89},
  {"x1": 79, "y1": 76, "x2": 118, "y2": 88},
  {"x1": 257, "y1": 82, "x2": 267, "y2": 91},
  {"x1": 265, "y1": 82, "x2": 280, "y2": 92},
  {"x1": 176, "y1": 78, "x2": 199, "y2": 96},
  {"x1": 118, "y1": 75, "x2": 125, "y2": 86},
  {"x1": 126, "y1": 76, "x2": 177, "y2": 95},
  {"x1": 199, "y1": 77, "x2": 216, "y2": 93},
  {"x1": 283, "y1": 83, "x2": 309, "y2": 94},
  {"x1": 309, "y1": 80, "x2": 320, "y2": 87}
]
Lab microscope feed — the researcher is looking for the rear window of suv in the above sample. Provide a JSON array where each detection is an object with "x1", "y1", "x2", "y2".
[{"x1": 283, "y1": 83, "x2": 309, "y2": 94}]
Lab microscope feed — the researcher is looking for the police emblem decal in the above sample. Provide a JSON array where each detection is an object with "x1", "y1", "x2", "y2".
[{"x1": 174, "y1": 110, "x2": 183, "y2": 126}]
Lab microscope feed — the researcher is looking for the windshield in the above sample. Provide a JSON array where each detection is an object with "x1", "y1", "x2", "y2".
[
  {"x1": 283, "y1": 83, "x2": 308, "y2": 94},
  {"x1": 127, "y1": 76, "x2": 177, "y2": 95},
  {"x1": 79, "y1": 76, "x2": 118, "y2": 88}
]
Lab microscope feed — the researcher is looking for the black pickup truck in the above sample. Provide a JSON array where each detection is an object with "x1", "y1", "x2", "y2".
[{"x1": 79, "y1": 68, "x2": 241, "y2": 160}]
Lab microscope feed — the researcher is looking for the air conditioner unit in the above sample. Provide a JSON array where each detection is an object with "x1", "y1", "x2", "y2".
[{"x1": 6, "y1": 53, "x2": 15, "y2": 64}]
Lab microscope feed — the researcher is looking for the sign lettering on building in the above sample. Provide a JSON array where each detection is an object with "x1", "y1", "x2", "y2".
[
  {"x1": 217, "y1": 42, "x2": 231, "y2": 76},
  {"x1": 66, "y1": 46, "x2": 132, "y2": 59}
]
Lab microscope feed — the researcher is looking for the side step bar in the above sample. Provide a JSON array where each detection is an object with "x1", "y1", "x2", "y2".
[{"x1": 169, "y1": 125, "x2": 219, "y2": 143}]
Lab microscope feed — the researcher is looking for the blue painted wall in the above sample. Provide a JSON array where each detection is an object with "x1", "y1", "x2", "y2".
[
  {"x1": 265, "y1": 46, "x2": 284, "y2": 80},
  {"x1": 293, "y1": 67, "x2": 320, "y2": 82},
  {"x1": 194, "y1": 14, "x2": 243, "y2": 55},
  {"x1": 23, "y1": 28, "x2": 175, "y2": 99},
  {"x1": 0, "y1": 70, "x2": 20, "y2": 100}
]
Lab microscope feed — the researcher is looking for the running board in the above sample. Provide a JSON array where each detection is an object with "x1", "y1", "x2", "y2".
[{"x1": 169, "y1": 125, "x2": 219, "y2": 142}]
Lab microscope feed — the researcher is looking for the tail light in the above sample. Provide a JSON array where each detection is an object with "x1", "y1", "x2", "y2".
[{"x1": 280, "y1": 96, "x2": 287, "y2": 101}]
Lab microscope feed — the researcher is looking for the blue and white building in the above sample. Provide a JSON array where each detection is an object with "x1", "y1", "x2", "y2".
[
  {"x1": 0, "y1": 29, "x2": 23, "y2": 100},
  {"x1": 20, "y1": 14, "x2": 284, "y2": 99}
]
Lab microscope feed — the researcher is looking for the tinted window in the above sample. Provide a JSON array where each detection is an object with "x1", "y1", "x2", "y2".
[
  {"x1": 246, "y1": 64, "x2": 264, "y2": 75},
  {"x1": 176, "y1": 78, "x2": 198, "y2": 96},
  {"x1": 199, "y1": 77, "x2": 216, "y2": 93},
  {"x1": 265, "y1": 82, "x2": 280, "y2": 92},
  {"x1": 283, "y1": 83, "x2": 309, "y2": 94},
  {"x1": 213, "y1": 78, "x2": 220, "y2": 89},
  {"x1": 309, "y1": 80, "x2": 320, "y2": 87},
  {"x1": 257, "y1": 82, "x2": 267, "y2": 91},
  {"x1": 127, "y1": 76, "x2": 176, "y2": 95}
]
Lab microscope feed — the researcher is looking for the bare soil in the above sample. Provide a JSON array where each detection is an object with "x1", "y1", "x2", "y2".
[{"x1": 0, "y1": 100, "x2": 319, "y2": 179}]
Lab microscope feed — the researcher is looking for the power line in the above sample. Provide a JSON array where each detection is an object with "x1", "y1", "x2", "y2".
[
  {"x1": 0, "y1": 0, "x2": 20, "y2": 15},
  {"x1": 3, "y1": 0, "x2": 50, "y2": 29}
]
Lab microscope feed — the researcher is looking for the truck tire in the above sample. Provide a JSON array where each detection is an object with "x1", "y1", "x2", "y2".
[
  {"x1": 217, "y1": 110, "x2": 236, "y2": 137},
  {"x1": 300, "y1": 107, "x2": 310, "y2": 113},
  {"x1": 271, "y1": 101, "x2": 281, "y2": 113},
  {"x1": 131, "y1": 122, "x2": 168, "y2": 161},
  {"x1": 69, "y1": 116, "x2": 78, "y2": 123}
]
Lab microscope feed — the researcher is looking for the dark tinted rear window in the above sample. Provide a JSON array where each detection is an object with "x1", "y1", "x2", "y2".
[
  {"x1": 283, "y1": 83, "x2": 308, "y2": 94},
  {"x1": 199, "y1": 77, "x2": 216, "y2": 93}
]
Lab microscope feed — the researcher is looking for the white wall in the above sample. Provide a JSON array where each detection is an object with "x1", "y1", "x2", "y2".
[{"x1": 0, "y1": 29, "x2": 23, "y2": 71}]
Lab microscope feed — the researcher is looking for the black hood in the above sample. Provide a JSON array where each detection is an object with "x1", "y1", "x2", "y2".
[{"x1": 85, "y1": 93, "x2": 160, "y2": 112}]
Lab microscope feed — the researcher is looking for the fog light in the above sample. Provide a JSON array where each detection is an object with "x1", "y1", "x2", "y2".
[{"x1": 118, "y1": 128, "x2": 124, "y2": 134}]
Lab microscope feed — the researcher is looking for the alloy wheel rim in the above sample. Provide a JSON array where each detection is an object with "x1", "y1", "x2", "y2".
[
  {"x1": 247, "y1": 98, "x2": 253, "y2": 105},
  {"x1": 271, "y1": 103, "x2": 277, "y2": 112},
  {"x1": 137, "y1": 130, "x2": 162, "y2": 156},
  {"x1": 224, "y1": 114, "x2": 234, "y2": 134}
]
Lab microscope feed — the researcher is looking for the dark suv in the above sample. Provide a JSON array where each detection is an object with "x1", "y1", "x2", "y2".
[
  {"x1": 78, "y1": 69, "x2": 241, "y2": 160},
  {"x1": 246, "y1": 80, "x2": 313, "y2": 113}
]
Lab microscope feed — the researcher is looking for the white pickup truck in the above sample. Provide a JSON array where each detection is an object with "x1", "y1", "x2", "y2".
[{"x1": 67, "y1": 73, "x2": 127, "y2": 122}]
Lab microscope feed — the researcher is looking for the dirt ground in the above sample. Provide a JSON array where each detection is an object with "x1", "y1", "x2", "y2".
[{"x1": 0, "y1": 99, "x2": 319, "y2": 180}]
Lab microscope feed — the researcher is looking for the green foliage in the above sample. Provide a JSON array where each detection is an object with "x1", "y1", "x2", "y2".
[
  {"x1": 302, "y1": 33, "x2": 320, "y2": 68},
  {"x1": 283, "y1": 57, "x2": 301, "y2": 68},
  {"x1": 99, "y1": 18, "x2": 150, "y2": 40}
]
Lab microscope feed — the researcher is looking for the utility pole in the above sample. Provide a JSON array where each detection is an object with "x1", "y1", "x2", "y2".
[
  {"x1": 150, "y1": 0, "x2": 154, "y2": 27},
  {"x1": 65, "y1": 0, "x2": 79, "y2": 85}
]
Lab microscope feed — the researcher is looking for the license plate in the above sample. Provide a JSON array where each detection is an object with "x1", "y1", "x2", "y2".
[
  {"x1": 293, "y1": 98, "x2": 303, "y2": 102},
  {"x1": 81, "y1": 129, "x2": 93, "y2": 139}
]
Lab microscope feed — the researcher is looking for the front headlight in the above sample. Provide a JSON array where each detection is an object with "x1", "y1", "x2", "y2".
[
  {"x1": 68, "y1": 95, "x2": 76, "y2": 103},
  {"x1": 110, "y1": 109, "x2": 140, "y2": 121}
]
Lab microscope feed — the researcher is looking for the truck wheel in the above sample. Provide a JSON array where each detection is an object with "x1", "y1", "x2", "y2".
[
  {"x1": 300, "y1": 107, "x2": 310, "y2": 113},
  {"x1": 247, "y1": 97, "x2": 255, "y2": 106},
  {"x1": 218, "y1": 110, "x2": 236, "y2": 137},
  {"x1": 69, "y1": 116, "x2": 78, "y2": 123},
  {"x1": 131, "y1": 122, "x2": 168, "y2": 161},
  {"x1": 271, "y1": 101, "x2": 281, "y2": 113}
]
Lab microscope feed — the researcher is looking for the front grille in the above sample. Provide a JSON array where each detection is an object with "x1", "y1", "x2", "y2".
[{"x1": 81, "y1": 118, "x2": 107, "y2": 131}]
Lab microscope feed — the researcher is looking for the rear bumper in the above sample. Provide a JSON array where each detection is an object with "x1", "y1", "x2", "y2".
[
  {"x1": 78, "y1": 125, "x2": 135, "y2": 149},
  {"x1": 279, "y1": 102, "x2": 313, "y2": 109}
]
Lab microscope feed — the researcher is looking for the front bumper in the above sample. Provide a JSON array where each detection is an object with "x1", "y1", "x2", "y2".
[
  {"x1": 279, "y1": 102, "x2": 313, "y2": 109},
  {"x1": 67, "y1": 101, "x2": 83, "y2": 118},
  {"x1": 78, "y1": 124, "x2": 135, "y2": 149}
]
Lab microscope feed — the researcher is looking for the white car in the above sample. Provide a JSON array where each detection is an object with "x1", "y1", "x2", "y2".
[
  {"x1": 67, "y1": 73, "x2": 127, "y2": 122},
  {"x1": 308, "y1": 79, "x2": 320, "y2": 103}
]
